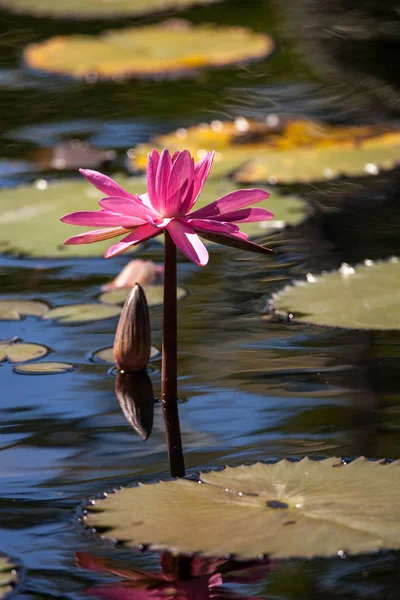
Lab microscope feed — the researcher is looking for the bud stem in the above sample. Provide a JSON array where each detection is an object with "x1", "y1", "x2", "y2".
[{"x1": 162, "y1": 230, "x2": 185, "y2": 478}]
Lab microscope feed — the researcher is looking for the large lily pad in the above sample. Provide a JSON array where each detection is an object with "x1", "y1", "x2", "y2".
[
  {"x1": 132, "y1": 117, "x2": 400, "y2": 183},
  {"x1": 0, "y1": 554, "x2": 18, "y2": 599},
  {"x1": 43, "y1": 303, "x2": 121, "y2": 323},
  {"x1": 0, "y1": 299, "x2": 49, "y2": 319},
  {"x1": 86, "y1": 457, "x2": 400, "y2": 560},
  {"x1": 273, "y1": 258, "x2": 400, "y2": 331},
  {"x1": 23, "y1": 22, "x2": 273, "y2": 80},
  {"x1": 0, "y1": 338, "x2": 48, "y2": 363},
  {"x1": 0, "y1": 0, "x2": 224, "y2": 19},
  {"x1": 100, "y1": 285, "x2": 188, "y2": 307},
  {"x1": 13, "y1": 361, "x2": 75, "y2": 374}
]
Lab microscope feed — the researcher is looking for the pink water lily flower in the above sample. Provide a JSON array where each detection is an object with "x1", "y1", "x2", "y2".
[{"x1": 61, "y1": 149, "x2": 273, "y2": 266}]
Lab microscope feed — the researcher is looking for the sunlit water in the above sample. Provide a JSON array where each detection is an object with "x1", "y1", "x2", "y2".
[{"x1": 1, "y1": 0, "x2": 400, "y2": 598}]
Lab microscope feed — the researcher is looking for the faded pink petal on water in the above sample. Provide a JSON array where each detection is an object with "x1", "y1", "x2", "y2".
[
  {"x1": 102, "y1": 260, "x2": 163, "y2": 290},
  {"x1": 105, "y1": 223, "x2": 161, "y2": 258},
  {"x1": 64, "y1": 226, "x2": 130, "y2": 245},
  {"x1": 189, "y1": 189, "x2": 269, "y2": 220},
  {"x1": 79, "y1": 169, "x2": 135, "y2": 199},
  {"x1": 61, "y1": 210, "x2": 145, "y2": 228},
  {"x1": 167, "y1": 219, "x2": 209, "y2": 266}
]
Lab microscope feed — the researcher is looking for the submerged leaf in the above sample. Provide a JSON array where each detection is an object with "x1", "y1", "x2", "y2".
[
  {"x1": 0, "y1": 338, "x2": 49, "y2": 363},
  {"x1": 13, "y1": 361, "x2": 75, "y2": 374},
  {"x1": 23, "y1": 22, "x2": 273, "y2": 80},
  {"x1": 115, "y1": 371, "x2": 154, "y2": 440},
  {"x1": 0, "y1": 553, "x2": 18, "y2": 599},
  {"x1": 273, "y1": 257, "x2": 400, "y2": 330},
  {"x1": 0, "y1": 0, "x2": 225, "y2": 19},
  {"x1": 132, "y1": 117, "x2": 400, "y2": 183},
  {"x1": 100, "y1": 285, "x2": 187, "y2": 307},
  {"x1": 0, "y1": 299, "x2": 49, "y2": 320},
  {"x1": 43, "y1": 303, "x2": 121, "y2": 323},
  {"x1": 86, "y1": 457, "x2": 400, "y2": 560}
]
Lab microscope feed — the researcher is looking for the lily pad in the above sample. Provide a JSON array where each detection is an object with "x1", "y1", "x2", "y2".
[
  {"x1": 86, "y1": 457, "x2": 400, "y2": 560},
  {"x1": 0, "y1": 554, "x2": 18, "y2": 599},
  {"x1": 93, "y1": 345, "x2": 160, "y2": 365},
  {"x1": 0, "y1": 299, "x2": 49, "y2": 320},
  {"x1": 0, "y1": 0, "x2": 224, "y2": 19},
  {"x1": 273, "y1": 258, "x2": 400, "y2": 331},
  {"x1": 100, "y1": 285, "x2": 188, "y2": 307},
  {"x1": 13, "y1": 361, "x2": 75, "y2": 374},
  {"x1": 23, "y1": 22, "x2": 273, "y2": 80},
  {"x1": 132, "y1": 117, "x2": 400, "y2": 183},
  {"x1": 0, "y1": 338, "x2": 49, "y2": 363},
  {"x1": 43, "y1": 303, "x2": 121, "y2": 323}
]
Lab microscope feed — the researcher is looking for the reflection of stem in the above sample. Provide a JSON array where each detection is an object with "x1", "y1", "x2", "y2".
[{"x1": 161, "y1": 231, "x2": 185, "y2": 478}]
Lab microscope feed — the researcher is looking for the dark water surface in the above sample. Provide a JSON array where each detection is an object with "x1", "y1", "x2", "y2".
[{"x1": 1, "y1": 0, "x2": 400, "y2": 598}]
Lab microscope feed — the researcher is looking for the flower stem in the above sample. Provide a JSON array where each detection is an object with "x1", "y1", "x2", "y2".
[{"x1": 162, "y1": 230, "x2": 185, "y2": 478}]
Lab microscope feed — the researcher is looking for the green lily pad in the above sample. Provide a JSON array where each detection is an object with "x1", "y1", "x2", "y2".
[
  {"x1": 93, "y1": 345, "x2": 160, "y2": 364},
  {"x1": 132, "y1": 117, "x2": 400, "y2": 183},
  {"x1": 13, "y1": 361, "x2": 75, "y2": 374},
  {"x1": 273, "y1": 257, "x2": 400, "y2": 330},
  {"x1": 100, "y1": 285, "x2": 188, "y2": 307},
  {"x1": 23, "y1": 22, "x2": 273, "y2": 80},
  {"x1": 0, "y1": 0, "x2": 224, "y2": 19},
  {"x1": 0, "y1": 299, "x2": 49, "y2": 319},
  {"x1": 86, "y1": 457, "x2": 400, "y2": 560},
  {"x1": 43, "y1": 303, "x2": 121, "y2": 323},
  {"x1": 0, "y1": 338, "x2": 49, "y2": 363},
  {"x1": 0, "y1": 554, "x2": 18, "y2": 600}
]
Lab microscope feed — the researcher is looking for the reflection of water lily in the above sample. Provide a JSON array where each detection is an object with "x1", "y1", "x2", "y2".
[
  {"x1": 61, "y1": 149, "x2": 273, "y2": 265},
  {"x1": 76, "y1": 552, "x2": 272, "y2": 600}
]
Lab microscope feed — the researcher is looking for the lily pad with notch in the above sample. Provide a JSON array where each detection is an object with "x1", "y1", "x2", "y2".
[
  {"x1": 43, "y1": 303, "x2": 121, "y2": 323},
  {"x1": 86, "y1": 457, "x2": 400, "y2": 560},
  {"x1": 273, "y1": 257, "x2": 400, "y2": 330},
  {"x1": 24, "y1": 22, "x2": 274, "y2": 81},
  {"x1": 0, "y1": 338, "x2": 49, "y2": 363},
  {"x1": 13, "y1": 361, "x2": 75, "y2": 375}
]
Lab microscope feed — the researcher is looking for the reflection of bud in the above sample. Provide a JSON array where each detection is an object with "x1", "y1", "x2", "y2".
[
  {"x1": 114, "y1": 283, "x2": 151, "y2": 373},
  {"x1": 115, "y1": 371, "x2": 154, "y2": 440}
]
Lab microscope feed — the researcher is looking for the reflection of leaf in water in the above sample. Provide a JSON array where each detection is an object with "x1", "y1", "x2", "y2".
[
  {"x1": 273, "y1": 257, "x2": 400, "y2": 330},
  {"x1": 0, "y1": 338, "x2": 48, "y2": 363},
  {"x1": 100, "y1": 285, "x2": 187, "y2": 307},
  {"x1": 13, "y1": 361, "x2": 75, "y2": 375},
  {"x1": 0, "y1": 553, "x2": 19, "y2": 599},
  {"x1": 133, "y1": 117, "x2": 400, "y2": 183},
  {"x1": 43, "y1": 303, "x2": 121, "y2": 323},
  {"x1": 0, "y1": 0, "x2": 225, "y2": 19},
  {"x1": 0, "y1": 299, "x2": 49, "y2": 320},
  {"x1": 24, "y1": 22, "x2": 273, "y2": 80},
  {"x1": 87, "y1": 457, "x2": 400, "y2": 559}
]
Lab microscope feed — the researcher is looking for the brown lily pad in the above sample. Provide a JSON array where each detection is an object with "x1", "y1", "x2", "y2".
[{"x1": 23, "y1": 21, "x2": 274, "y2": 81}]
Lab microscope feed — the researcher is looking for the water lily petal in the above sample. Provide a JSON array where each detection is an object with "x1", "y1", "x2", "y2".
[
  {"x1": 214, "y1": 207, "x2": 274, "y2": 223},
  {"x1": 146, "y1": 149, "x2": 160, "y2": 211},
  {"x1": 187, "y1": 218, "x2": 241, "y2": 235},
  {"x1": 198, "y1": 229, "x2": 274, "y2": 255},
  {"x1": 189, "y1": 188, "x2": 269, "y2": 219},
  {"x1": 167, "y1": 219, "x2": 209, "y2": 266},
  {"x1": 64, "y1": 227, "x2": 129, "y2": 245},
  {"x1": 154, "y1": 149, "x2": 172, "y2": 215},
  {"x1": 190, "y1": 151, "x2": 214, "y2": 210},
  {"x1": 99, "y1": 196, "x2": 157, "y2": 219},
  {"x1": 166, "y1": 150, "x2": 194, "y2": 215},
  {"x1": 61, "y1": 210, "x2": 145, "y2": 228},
  {"x1": 80, "y1": 169, "x2": 134, "y2": 199},
  {"x1": 105, "y1": 223, "x2": 160, "y2": 258}
]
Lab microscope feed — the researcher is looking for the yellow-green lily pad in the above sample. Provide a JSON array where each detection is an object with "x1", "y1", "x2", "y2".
[
  {"x1": 42, "y1": 303, "x2": 121, "y2": 323},
  {"x1": 273, "y1": 258, "x2": 400, "y2": 330},
  {"x1": 13, "y1": 361, "x2": 75, "y2": 374},
  {"x1": 0, "y1": 554, "x2": 18, "y2": 600},
  {"x1": 86, "y1": 457, "x2": 400, "y2": 560},
  {"x1": 132, "y1": 117, "x2": 400, "y2": 183},
  {"x1": 0, "y1": 338, "x2": 49, "y2": 363},
  {"x1": 93, "y1": 345, "x2": 160, "y2": 364},
  {"x1": 0, "y1": 0, "x2": 224, "y2": 19},
  {"x1": 23, "y1": 22, "x2": 273, "y2": 80},
  {"x1": 0, "y1": 299, "x2": 49, "y2": 320},
  {"x1": 99, "y1": 285, "x2": 188, "y2": 307}
]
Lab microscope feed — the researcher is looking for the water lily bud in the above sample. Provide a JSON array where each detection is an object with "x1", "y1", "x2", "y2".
[
  {"x1": 115, "y1": 371, "x2": 154, "y2": 440},
  {"x1": 113, "y1": 283, "x2": 151, "y2": 372}
]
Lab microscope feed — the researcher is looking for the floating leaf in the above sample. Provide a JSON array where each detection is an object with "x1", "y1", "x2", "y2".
[
  {"x1": 273, "y1": 258, "x2": 400, "y2": 330},
  {"x1": 13, "y1": 361, "x2": 75, "y2": 374},
  {"x1": 0, "y1": 338, "x2": 49, "y2": 363},
  {"x1": 0, "y1": 554, "x2": 18, "y2": 600},
  {"x1": 0, "y1": 0, "x2": 225, "y2": 19},
  {"x1": 132, "y1": 117, "x2": 400, "y2": 183},
  {"x1": 0, "y1": 299, "x2": 49, "y2": 320},
  {"x1": 87, "y1": 457, "x2": 400, "y2": 560},
  {"x1": 93, "y1": 345, "x2": 160, "y2": 365},
  {"x1": 43, "y1": 303, "x2": 121, "y2": 323},
  {"x1": 23, "y1": 22, "x2": 273, "y2": 80},
  {"x1": 100, "y1": 285, "x2": 188, "y2": 307}
]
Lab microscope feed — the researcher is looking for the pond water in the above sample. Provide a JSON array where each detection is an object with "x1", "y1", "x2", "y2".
[{"x1": 1, "y1": 0, "x2": 400, "y2": 598}]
